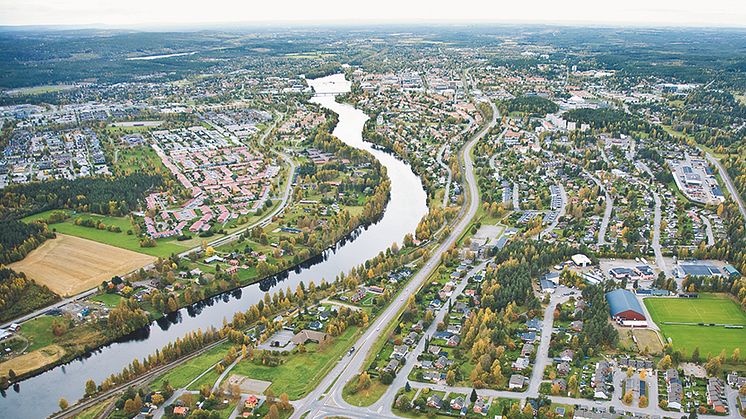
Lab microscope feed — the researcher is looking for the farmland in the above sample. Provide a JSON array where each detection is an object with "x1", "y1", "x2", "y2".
[
  {"x1": 9, "y1": 234, "x2": 155, "y2": 296},
  {"x1": 644, "y1": 294, "x2": 746, "y2": 357},
  {"x1": 22, "y1": 210, "x2": 186, "y2": 258}
]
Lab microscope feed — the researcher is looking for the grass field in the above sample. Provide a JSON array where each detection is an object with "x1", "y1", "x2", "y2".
[
  {"x1": 23, "y1": 210, "x2": 186, "y2": 258},
  {"x1": 342, "y1": 378, "x2": 388, "y2": 407},
  {"x1": 150, "y1": 341, "x2": 234, "y2": 390},
  {"x1": 644, "y1": 294, "x2": 746, "y2": 357},
  {"x1": 9, "y1": 234, "x2": 155, "y2": 296},
  {"x1": 230, "y1": 326, "x2": 360, "y2": 400},
  {"x1": 0, "y1": 344, "x2": 65, "y2": 377}
]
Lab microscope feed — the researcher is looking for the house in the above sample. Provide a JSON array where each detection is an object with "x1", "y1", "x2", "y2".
[
  {"x1": 435, "y1": 355, "x2": 452, "y2": 369},
  {"x1": 512, "y1": 357, "x2": 530, "y2": 371},
  {"x1": 428, "y1": 345, "x2": 442, "y2": 356},
  {"x1": 244, "y1": 395, "x2": 260, "y2": 410},
  {"x1": 570, "y1": 320, "x2": 583, "y2": 331},
  {"x1": 383, "y1": 359, "x2": 399, "y2": 373},
  {"x1": 525, "y1": 318, "x2": 542, "y2": 331},
  {"x1": 173, "y1": 406, "x2": 189, "y2": 416},
  {"x1": 552, "y1": 378, "x2": 567, "y2": 393},
  {"x1": 411, "y1": 320, "x2": 424, "y2": 332},
  {"x1": 291, "y1": 330, "x2": 329, "y2": 345},
  {"x1": 557, "y1": 362, "x2": 571, "y2": 376},
  {"x1": 391, "y1": 345, "x2": 408, "y2": 360},
  {"x1": 420, "y1": 360, "x2": 434, "y2": 369},
  {"x1": 521, "y1": 343, "x2": 535, "y2": 357},
  {"x1": 403, "y1": 331, "x2": 419, "y2": 346},
  {"x1": 520, "y1": 331, "x2": 537, "y2": 342},
  {"x1": 450, "y1": 396, "x2": 466, "y2": 410},
  {"x1": 559, "y1": 349, "x2": 574, "y2": 362},
  {"x1": 308, "y1": 320, "x2": 323, "y2": 331},
  {"x1": 446, "y1": 323, "x2": 462, "y2": 335},
  {"x1": 707, "y1": 377, "x2": 727, "y2": 413},
  {"x1": 447, "y1": 335, "x2": 461, "y2": 347},
  {"x1": 509, "y1": 374, "x2": 526, "y2": 389},
  {"x1": 473, "y1": 396, "x2": 490, "y2": 416},
  {"x1": 427, "y1": 394, "x2": 443, "y2": 409},
  {"x1": 592, "y1": 361, "x2": 612, "y2": 399},
  {"x1": 668, "y1": 381, "x2": 683, "y2": 411},
  {"x1": 571, "y1": 253, "x2": 592, "y2": 267}
]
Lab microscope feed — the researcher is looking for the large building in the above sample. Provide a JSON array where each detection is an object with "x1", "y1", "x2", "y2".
[{"x1": 606, "y1": 289, "x2": 646, "y2": 326}]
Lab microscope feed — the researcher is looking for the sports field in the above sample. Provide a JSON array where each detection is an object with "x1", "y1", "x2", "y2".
[
  {"x1": 9, "y1": 234, "x2": 155, "y2": 296},
  {"x1": 644, "y1": 294, "x2": 746, "y2": 358}
]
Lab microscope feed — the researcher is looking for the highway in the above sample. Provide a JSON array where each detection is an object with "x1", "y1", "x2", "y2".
[
  {"x1": 707, "y1": 152, "x2": 746, "y2": 226},
  {"x1": 291, "y1": 95, "x2": 498, "y2": 419}
]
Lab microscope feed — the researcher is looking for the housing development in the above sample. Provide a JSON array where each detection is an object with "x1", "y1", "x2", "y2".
[{"x1": 0, "y1": 23, "x2": 745, "y2": 419}]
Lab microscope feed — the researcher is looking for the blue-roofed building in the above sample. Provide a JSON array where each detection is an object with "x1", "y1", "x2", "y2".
[
  {"x1": 724, "y1": 265, "x2": 740, "y2": 278},
  {"x1": 605, "y1": 289, "x2": 646, "y2": 322}
]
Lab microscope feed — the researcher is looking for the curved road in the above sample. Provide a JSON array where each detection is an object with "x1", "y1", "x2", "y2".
[{"x1": 292, "y1": 99, "x2": 498, "y2": 419}]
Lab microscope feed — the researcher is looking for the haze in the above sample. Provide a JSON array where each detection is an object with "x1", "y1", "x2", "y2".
[{"x1": 1, "y1": 0, "x2": 745, "y2": 27}]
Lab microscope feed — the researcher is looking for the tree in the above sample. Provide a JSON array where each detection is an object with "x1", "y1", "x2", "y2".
[
  {"x1": 152, "y1": 394, "x2": 165, "y2": 406},
  {"x1": 657, "y1": 355, "x2": 672, "y2": 371},
  {"x1": 470, "y1": 388, "x2": 478, "y2": 403},
  {"x1": 85, "y1": 379, "x2": 97, "y2": 396},
  {"x1": 358, "y1": 372, "x2": 372, "y2": 390},
  {"x1": 622, "y1": 391, "x2": 633, "y2": 405},
  {"x1": 691, "y1": 347, "x2": 700, "y2": 363},
  {"x1": 279, "y1": 393, "x2": 291, "y2": 410},
  {"x1": 267, "y1": 404, "x2": 280, "y2": 419},
  {"x1": 639, "y1": 395, "x2": 648, "y2": 408},
  {"x1": 446, "y1": 370, "x2": 456, "y2": 386},
  {"x1": 732, "y1": 348, "x2": 740, "y2": 363},
  {"x1": 58, "y1": 398, "x2": 68, "y2": 411}
]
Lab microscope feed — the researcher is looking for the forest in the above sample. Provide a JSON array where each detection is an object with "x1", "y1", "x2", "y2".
[
  {"x1": 0, "y1": 268, "x2": 60, "y2": 323},
  {"x1": 0, "y1": 173, "x2": 163, "y2": 221},
  {"x1": 501, "y1": 95, "x2": 559, "y2": 117},
  {"x1": 0, "y1": 220, "x2": 55, "y2": 264}
]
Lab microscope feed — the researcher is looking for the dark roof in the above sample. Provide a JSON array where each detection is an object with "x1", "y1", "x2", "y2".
[{"x1": 605, "y1": 289, "x2": 644, "y2": 317}]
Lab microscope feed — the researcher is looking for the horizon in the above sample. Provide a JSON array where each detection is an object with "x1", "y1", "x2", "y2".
[{"x1": 1, "y1": 0, "x2": 746, "y2": 29}]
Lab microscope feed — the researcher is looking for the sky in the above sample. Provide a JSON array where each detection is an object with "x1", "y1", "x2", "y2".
[{"x1": 1, "y1": 0, "x2": 745, "y2": 28}]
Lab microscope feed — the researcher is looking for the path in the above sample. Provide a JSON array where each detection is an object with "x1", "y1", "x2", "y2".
[{"x1": 436, "y1": 144, "x2": 453, "y2": 208}]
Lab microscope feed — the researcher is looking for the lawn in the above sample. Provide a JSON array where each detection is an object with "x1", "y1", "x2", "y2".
[
  {"x1": 23, "y1": 210, "x2": 185, "y2": 258},
  {"x1": 644, "y1": 294, "x2": 746, "y2": 357},
  {"x1": 150, "y1": 341, "x2": 234, "y2": 390},
  {"x1": 342, "y1": 378, "x2": 388, "y2": 406},
  {"x1": 90, "y1": 293, "x2": 124, "y2": 308},
  {"x1": 230, "y1": 326, "x2": 360, "y2": 400},
  {"x1": 19, "y1": 316, "x2": 57, "y2": 352}
]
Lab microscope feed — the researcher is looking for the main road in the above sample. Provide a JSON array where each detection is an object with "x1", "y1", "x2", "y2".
[{"x1": 292, "y1": 93, "x2": 498, "y2": 419}]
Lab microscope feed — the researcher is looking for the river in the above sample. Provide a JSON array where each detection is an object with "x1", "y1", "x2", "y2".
[{"x1": 0, "y1": 73, "x2": 428, "y2": 418}]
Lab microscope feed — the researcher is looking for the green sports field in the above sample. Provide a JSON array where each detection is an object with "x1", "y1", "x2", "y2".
[{"x1": 644, "y1": 294, "x2": 746, "y2": 358}]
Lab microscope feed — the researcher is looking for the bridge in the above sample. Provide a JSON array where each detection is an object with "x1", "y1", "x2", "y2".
[{"x1": 312, "y1": 91, "x2": 348, "y2": 97}]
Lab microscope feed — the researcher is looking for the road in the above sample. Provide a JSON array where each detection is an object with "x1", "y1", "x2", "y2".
[
  {"x1": 701, "y1": 215, "x2": 715, "y2": 246},
  {"x1": 635, "y1": 161, "x2": 667, "y2": 275},
  {"x1": 436, "y1": 144, "x2": 453, "y2": 208},
  {"x1": 291, "y1": 97, "x2": 498, "y2": 419},
  {"x1": 706, "y1": 152, "x2": 746, "y2": 226},
  {"x1": 583, "y1": 170, "x2": 613, "y2": 247},
  {"x1": 2, "y1": 114, "x2": 296, "y2": 329},
  {"x1": 537, "y1": 183, "x2": 567, "y2": 239}
]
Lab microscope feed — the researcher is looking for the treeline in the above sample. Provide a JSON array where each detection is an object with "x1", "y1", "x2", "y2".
[
  {"x1": 0, "y1": 220, "x2": 55, "y2": 264},
  {"x1": 578, "y1": 283, "x2": 619, "y2": 355},
  {"x1": 501, "y1": 95, "x2": 559, "y2": 117},
  {"x1": 0, "y1": 267, "x2": 59, "y2": 323},
  {"x1": 0, "y1": 173, "x2": 163, "y2": 221}
]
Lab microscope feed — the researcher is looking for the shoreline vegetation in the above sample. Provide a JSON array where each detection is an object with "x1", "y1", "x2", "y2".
[{"x1": 0, "y1": 107, "x2": 394, "y2": 386}]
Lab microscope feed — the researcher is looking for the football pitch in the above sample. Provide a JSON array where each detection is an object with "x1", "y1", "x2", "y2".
[{"x1": 644, "y1": 294, "x2": 746, "y2": 358}]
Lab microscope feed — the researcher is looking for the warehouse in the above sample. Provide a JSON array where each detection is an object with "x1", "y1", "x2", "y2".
[{"x1": 606, "y1": 289, "x2": 647, "y2": 326}]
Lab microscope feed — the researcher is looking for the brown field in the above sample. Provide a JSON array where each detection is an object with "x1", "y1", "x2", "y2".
[
  {"x1": 0, "y1": 344, "x2": 65, "y2": 377},
  {"x1": 9, "y1": 234, "x2": 154, "y2": 296},
  {"x1": 632, "y1": 329, "x2": 664, "y2": 354}
]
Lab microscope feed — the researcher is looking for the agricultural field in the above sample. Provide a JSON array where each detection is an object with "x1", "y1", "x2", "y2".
[
  {"x1": 22, "y1": 210, "x2": 186, "y2": 258},
  {"x1": 9, "y1": 234, "x2": 155, "y2": 296},
  {"x1": 644, "y1": 294, "x2": 746, "y2": 357}
]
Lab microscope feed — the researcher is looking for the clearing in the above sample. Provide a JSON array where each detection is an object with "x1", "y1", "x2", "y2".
[
  {"x1": 0, "y1": 344, "x2": 65, "y2": 377},
  {"x1": 644, "y1": 294, "x2": 746, "y2": 357},
  {"x1": 9, "y1": 234, "x2": 155, "y2": 296}
]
